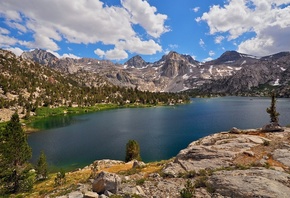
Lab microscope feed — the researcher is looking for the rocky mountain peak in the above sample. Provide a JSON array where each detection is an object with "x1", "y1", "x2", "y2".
[
  {"x1": 210, "y1": 50, "x2": 242, "y2": 65},
  {"x1": 124, "y1": 55, "x2": 147, "y2": 68},
  {"x1": 21, "y1": 49, "x2": 58, "y2": 66},
  {"x1": 160, "y1": 51, "x2": 194, "y2": 78},
  {"x1": 163, "y1": 51, "x2": 182, "y2": 61}
]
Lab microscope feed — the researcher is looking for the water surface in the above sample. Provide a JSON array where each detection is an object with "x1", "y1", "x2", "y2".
[{"x1": 28, "y1": 97, "x2": 290, "y2": 170}]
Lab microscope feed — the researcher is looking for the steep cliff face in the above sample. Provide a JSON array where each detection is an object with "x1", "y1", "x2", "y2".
[{"x1": 160, "y1": 51, "x2": 194, "y2": 78}]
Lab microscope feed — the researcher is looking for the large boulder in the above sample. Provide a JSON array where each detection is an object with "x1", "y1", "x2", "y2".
[
  {"x1": 208, "y1": 168, "x2": 290, "y2": 198},
  {"x1": 92, "y1": 171, "x2": 121, "y2": 194}
]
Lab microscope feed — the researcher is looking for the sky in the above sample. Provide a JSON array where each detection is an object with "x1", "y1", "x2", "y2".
[{"x1": 0, "y1": 0, "x2": 290, "y2": 63}]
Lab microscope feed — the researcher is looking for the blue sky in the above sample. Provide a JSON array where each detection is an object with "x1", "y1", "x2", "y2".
[{"x1": 0, "y1": 0, "x2": 290, "y2": 63}]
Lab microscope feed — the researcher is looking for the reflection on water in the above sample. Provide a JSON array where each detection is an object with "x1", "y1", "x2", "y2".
[{"x1": 31, "y1": 115, "x2": 88, "y2": 130}]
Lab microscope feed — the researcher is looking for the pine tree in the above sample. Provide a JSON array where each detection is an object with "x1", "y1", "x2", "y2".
[
  {"x1": 266, "y1": 92, "x2": 280, "y2": 123},
  {"x1": 0, "y1": 112, "x2": 33, "y2": 193},
  {"x1": 36, "y1": 151, "x2": 48, "y2": 180},
  {"x1": 125, "y1": 140, "x2": 141, "y2": 162}
]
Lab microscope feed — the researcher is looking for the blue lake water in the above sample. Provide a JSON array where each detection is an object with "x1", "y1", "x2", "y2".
[{"x1": 27, "y1": 97, "x2": 290, "y2": 170}]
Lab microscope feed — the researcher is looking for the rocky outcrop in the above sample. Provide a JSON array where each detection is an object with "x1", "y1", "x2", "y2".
[
  {"x1": 92, "y1": 171, "x2": 121, "y2": 194},
  {"x1": 50, "y1": 128, "x2": 290, "y2": 198},
  {"x1": 161, "y1": 128, "x2": 290, "y2": 197},
  {"x1": 208, "y1": 168, "x2": 290, "y2": 198},
  {"x1": 163, "y1": 132, "x2": 262, "y2": 176}
]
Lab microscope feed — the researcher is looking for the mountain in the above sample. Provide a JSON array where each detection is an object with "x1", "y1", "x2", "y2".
[
  {"x1": 205, "y1": 50, "x2": 259, "y2": 66},
  {"x1": 20, "y1": 49, "x2": 290, "y2": 96},
  {"x1": 199, "y1": 52, "x2": 290, "y2": 96},
  {"x1": 0, "y1": 49, "x2": 189, "y2": 122},
  {"x1": 124, "y1": 55, "x2": 147, "y2": 68}
]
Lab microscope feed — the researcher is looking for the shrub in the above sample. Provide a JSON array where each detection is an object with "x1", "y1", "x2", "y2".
[
  {"x1": 263, "y1": 140, "x2": 270, "y2": 146},
  {"x1": 136, "y1": 178, "x2": 146, "y2": 185},
  {"x1": 180, "y1": 180, "x2": 195, "y2": 198},
  {"x1": 54, "y1": 169, "x2": 66, "y2": 186}
]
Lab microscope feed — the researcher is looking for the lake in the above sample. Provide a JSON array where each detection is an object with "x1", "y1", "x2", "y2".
[{"x1": 28, "y1": 97, "x2": 290, "y2": 171}]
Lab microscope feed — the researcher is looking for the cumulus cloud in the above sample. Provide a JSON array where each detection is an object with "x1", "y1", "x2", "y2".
[
  {"x1": 198, "y1": 0, "x2": 290, "y2": 55},
  {"x1": 0, "y1": 0, "x2": 168, "y2": 60},
  {"x1": 5, "y1": 47, "x2": 23, "y2": 56},
  {"x1": 121, "y1": 0, "x2": 169, "y2": 38},
  {"x1": 94, "y1": 48, "x2": 128, "y2": 60}
]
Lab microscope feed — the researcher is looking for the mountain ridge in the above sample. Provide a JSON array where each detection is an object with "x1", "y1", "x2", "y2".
[{"x1": 19, "y1": 49, "x2": 290, "y2": 95}]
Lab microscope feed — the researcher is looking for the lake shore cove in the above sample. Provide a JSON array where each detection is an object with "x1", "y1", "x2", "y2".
[
  {"x1": 21, "y1": 103, "x2": 176, "y2": 132},
  {"x1": 25, "y1": 127, "x2": 290, "y2": 198}
]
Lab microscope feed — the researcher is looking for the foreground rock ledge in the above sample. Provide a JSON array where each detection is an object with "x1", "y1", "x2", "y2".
[{"x1": 57, "y1": 128, "x2": 290, "y2": 198}]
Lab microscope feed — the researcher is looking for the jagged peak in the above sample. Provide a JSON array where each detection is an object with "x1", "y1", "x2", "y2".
[{"x1": 124, "y1": 54, "x2": 147, "y2": 68}]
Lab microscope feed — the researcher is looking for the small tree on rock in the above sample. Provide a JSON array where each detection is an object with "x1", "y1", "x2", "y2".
[
  {"x1": 266, "y1": 92, "x2": 280, "y2": 124},
  {"x1": 125, "y1": 140, "x2": 141, "y2": 162}
]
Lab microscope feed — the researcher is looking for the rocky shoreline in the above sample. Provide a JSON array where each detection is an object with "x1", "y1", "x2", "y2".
[{"x1": 39, "y1": 128, "x2": 290, "y2": 198}]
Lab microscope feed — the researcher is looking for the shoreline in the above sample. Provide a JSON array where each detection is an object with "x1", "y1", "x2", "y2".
[{"x1": 21, "y1": 102, "x2": 185, "y2": 133}]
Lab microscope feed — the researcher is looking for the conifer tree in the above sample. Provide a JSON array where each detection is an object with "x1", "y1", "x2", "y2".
[
  {"x1": 266, "y1": 92, "x2": 280, "y2": 123},
  {"x1": 125, "y1": 140, "x2": 141, "y2": 162},
  {"x1": 0, "y1": 112, "x2": 33, "y2": 193},
  {"x1": 36, "y1": 151, "x2": 48, "y2": 180}
]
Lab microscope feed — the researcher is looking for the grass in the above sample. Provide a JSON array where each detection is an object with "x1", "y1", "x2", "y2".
[{"x1": 10, "y1": 160, "x2": 166, "y2": 197}]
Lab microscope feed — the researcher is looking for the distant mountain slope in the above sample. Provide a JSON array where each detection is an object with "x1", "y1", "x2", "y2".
[
  {"x1": 20, "y1": 49, "x2": 290, "y2": 95},
  {"x1": 198, "y1": 52, "x2": 290, "y2": 96}
]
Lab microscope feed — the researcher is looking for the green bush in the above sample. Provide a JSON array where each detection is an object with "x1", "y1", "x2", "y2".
[
  {"x1": 136, "y1": 178, "x2": 146, "y2": 185},
  {"x1": 180, "y1": 180, "x2": 195, "y2": 198}
]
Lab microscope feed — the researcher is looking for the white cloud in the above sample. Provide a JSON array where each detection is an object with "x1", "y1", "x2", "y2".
[
  {"x1": 209, "y1": 50, "x2": 215, "y2": 56},
  {"x1": 21, "y1": 34, "x2": 60, "y2": 51},
  {"x1": 193, "y1": 7, "x2": 200, "y2": 13},
  {"x1": 5, "y1": 47, "x2": 23, "y2": 56},
  {"x1": 104, "y1": 48, "x2": 128, "y2": 60},
  {"x1": 47, "y1": 50, "x2": 81, "y2": 59},
  {"x1": 0, "y1": 0, "x2": 168, "y2": 60},
  {"x1": 0, "y1": 28, "x2": 10, "y2": 35},
  {"x1": 94, "y1": 49, "x2": 106, "y2": 58},
  {"x1": 169, "y1": 44, "x2": 179, "y2": 49},
  {"x1": 198, "y1": 0, "x2": 290, "y2": 55},
  {"x1": 203, "y1": 57, "x2": 213, "y2": 62},
  {"x1": 94, "y1": 48, "x2": 128, "y2": 61},
  {"x1": 214, "y1": 36, "x2": 224, "y2": 44},
  {"x1": 61, "y1": 53, "x2": 81, "y2": 59},
  {"x1": 199, "y1": 39, "x2": 205, "y2": 48},
  {"x1": 121, "y1": 0, "x2": 169, "y2": 38},
  {"x1": 0, "y1": 34, "x2": 18, "y2": 47}
]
